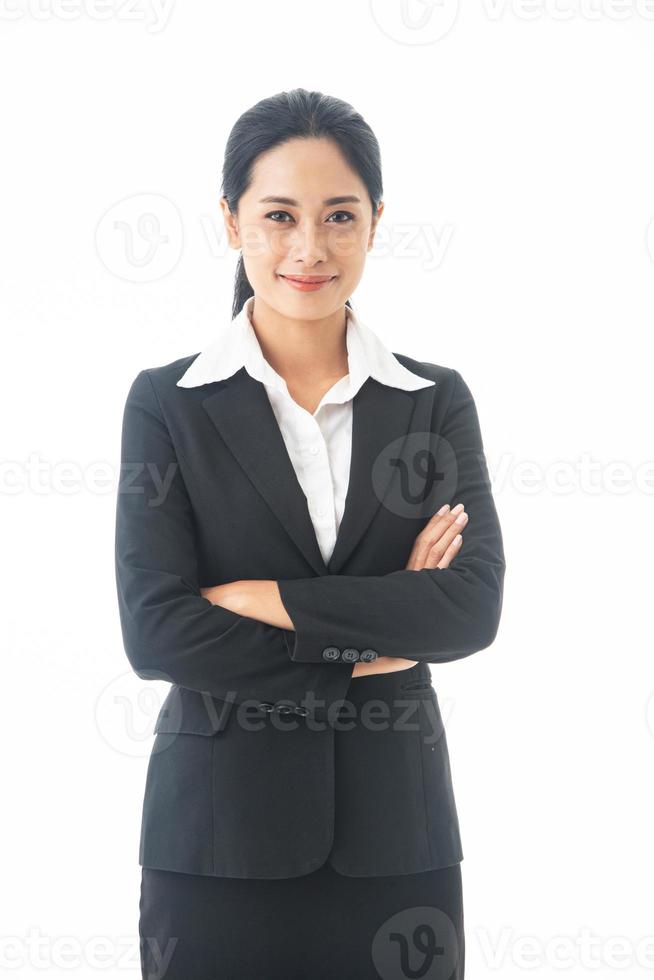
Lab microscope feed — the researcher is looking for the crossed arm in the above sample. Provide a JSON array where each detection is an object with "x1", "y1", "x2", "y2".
[
  {"x1": 116, "y1": 367, "x2": 505, "y2": 702},
  {"x1": 200, "y1": 502, "x2": 470, "y2": 677},
  {"x1": 200, "y1": 579, "x2": 293, "y2": 629}
]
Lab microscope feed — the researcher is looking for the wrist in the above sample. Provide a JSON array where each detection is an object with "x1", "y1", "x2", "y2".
[{"x1": 206, "y1": 581, "x2": 249, "y2": 615}]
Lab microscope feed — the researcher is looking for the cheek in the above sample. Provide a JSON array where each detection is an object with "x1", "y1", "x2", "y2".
[
  {"x1": 239, "y1": 221, "x2": 283, "y2": 262},
  {"x1": 265, "y1": 224, "x2": 300, "y2": 258},
  {"x1": 329, "y1": 227, "x2": 369, "y2": 264}
]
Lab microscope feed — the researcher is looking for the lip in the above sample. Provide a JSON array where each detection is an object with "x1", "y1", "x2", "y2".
[{"x1": 278, "y1": 274, "x2": 337, "y2": 292}]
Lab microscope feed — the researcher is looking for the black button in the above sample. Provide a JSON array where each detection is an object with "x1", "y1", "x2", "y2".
[
  {"x1": 258, "y1": 702, "x2": 275, "y2": 712},
  {"x1": 322, "y1": 646, "x2": 341, "y2": 662},
  {"x1": 342, "y1": 648, "x2": 360, "y2": 662},
  {"x1": 294, "y1": 706, "x2": 309, "y2": 716},
  {"x1": 275, "y1": 704, "x2": 294, "y2": 715},
  {"x1": 360, "y1": 649, "x2": 378, "y2": 662}
]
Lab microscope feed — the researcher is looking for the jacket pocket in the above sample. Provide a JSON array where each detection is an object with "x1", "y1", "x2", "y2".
[
  {"x1": 400, "y1": 676, "x2": 438, "y2": 697},
  {"x1": 153, "y1": 685, "x2": 233, "y2": 736},
  {"x1": 414, "y1": 687, "x2": 463, "y2": 865}
]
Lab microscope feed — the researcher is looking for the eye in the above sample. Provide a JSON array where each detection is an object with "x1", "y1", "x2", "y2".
[
  {"x1": 326, "y1": 211, "x2": 355, "y2": 224},
  {"x1": 264, "y1": 210, "x2": 356, "y2": 224}
]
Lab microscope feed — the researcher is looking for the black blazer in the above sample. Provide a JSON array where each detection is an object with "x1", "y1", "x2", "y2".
[{"x1": 114, "y1": 353, "x2": 506, "y2": 879}]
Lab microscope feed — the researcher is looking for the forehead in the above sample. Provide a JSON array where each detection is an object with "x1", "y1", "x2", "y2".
[{"x1": 245, "y1": 138, "x2": 366, "y2": 202}]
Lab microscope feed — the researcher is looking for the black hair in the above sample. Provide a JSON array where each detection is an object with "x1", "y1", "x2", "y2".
[{"x1": 221, "y1": 87, "x2": 383, "y2": 318}]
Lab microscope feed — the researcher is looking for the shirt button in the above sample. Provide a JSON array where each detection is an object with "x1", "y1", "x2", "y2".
[
  {"x1": 316, "y1": 506, "x2": 326, "y2": 517},
  {"x1": 309, "y1": 445, "x2": 320, "y2": 455}
]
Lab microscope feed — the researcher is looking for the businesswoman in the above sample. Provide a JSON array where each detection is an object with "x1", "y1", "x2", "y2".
[{"x1": 115, "y1": 88, "x2": 505, "y2": 979}]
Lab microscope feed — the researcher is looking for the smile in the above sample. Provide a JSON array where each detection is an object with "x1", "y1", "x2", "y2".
[{"x1": 278, "y1": 275, "x2": 337, "y2": 292}]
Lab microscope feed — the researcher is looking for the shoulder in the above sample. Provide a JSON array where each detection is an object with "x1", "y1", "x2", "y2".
[
  {"x1": 391, "y1": 351, "x2": 461, "y2": 395},
  {"x1": 390, "y1": 353, "x2": 482, "y2": 429},
  {"x1": 123, "y1": 353, "x2": 204, "y2": 406},
  {"x1": 140, "y1": 353, "x2": 200, "y2": 388},
  {"x1": 120, "y1": 354, "x2": 217, "y2": 439}
]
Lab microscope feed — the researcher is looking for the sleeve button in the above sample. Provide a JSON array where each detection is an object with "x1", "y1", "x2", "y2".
[
  {"x1": 360, "y1": 649, "x2": 378, "y2": 662},
  {"x1": 342, "y1": 648, "x2": 360, "y2": 662},
  {"x1": 322, "y1": 646, "x2": 341, "y2": 662}
]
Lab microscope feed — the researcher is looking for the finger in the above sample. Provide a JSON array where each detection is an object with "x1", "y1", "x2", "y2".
[
  {"x1": 406, "y1": 508, "x2": 456, "y2": 569},
  {"x1": 424, "y1": 512, "x2": 467, "y2": 567},
  {"x1": 434, "y1": 532, "x2": 463, "y2": 569},
  {"x1": 406, "y1": 504, "x2": 466, "y2": 570},
  {"x1": 417, "y1": 524, "x2": 465, "y2": 571}
]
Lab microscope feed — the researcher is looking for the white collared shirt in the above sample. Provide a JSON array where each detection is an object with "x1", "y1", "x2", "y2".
[{"x1": 177, "y1": 296, "x2": 434, "y2": 564}]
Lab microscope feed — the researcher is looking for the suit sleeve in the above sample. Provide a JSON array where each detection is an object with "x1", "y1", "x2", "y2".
[
  {"x1": 277, "y1": 368, "x2": 506, "y2": 665},
  {"x1": 114, "y1": 369, "x2": 352, "y2": 705}
]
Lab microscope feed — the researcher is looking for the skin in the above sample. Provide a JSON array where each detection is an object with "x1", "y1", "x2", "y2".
[{"x1": 200, "y1": 136, "x2": 468, "y2": 677}]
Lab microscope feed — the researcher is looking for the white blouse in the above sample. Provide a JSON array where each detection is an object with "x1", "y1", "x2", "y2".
[{"x1": 177, "y1": 296, "x2": 434, "y2": 564}]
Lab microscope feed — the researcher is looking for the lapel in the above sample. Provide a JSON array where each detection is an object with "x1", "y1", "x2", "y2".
[{"x1": 200, "y1": 367, "x2": 419, "y2": 576}]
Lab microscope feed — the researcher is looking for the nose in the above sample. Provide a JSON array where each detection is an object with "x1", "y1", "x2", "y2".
[{"x1": 285, "y1": 220, "x2": 329, "y2": 266}]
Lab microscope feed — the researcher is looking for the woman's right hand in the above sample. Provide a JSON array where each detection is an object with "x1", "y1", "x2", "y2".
[{"x1": 350, "y1": 502, "x2": 467, "y2": 678}]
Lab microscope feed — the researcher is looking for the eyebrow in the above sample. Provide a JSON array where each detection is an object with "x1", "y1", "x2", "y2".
[{"x1": 258, "y1": 195, "x2": 362, "y2": 206}]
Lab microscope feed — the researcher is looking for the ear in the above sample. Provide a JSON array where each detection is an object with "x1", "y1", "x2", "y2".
[
  {"x1": 220, "y1": 196, "x2": 240, "y2": 249},
  {"x1": 368, "y1": 200, "x2": 384, "y2": 250}
]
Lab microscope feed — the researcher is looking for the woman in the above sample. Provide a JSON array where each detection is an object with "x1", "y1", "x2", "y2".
[{"x1": 115, "y1": 88, "x2": 506, "y2": 979}]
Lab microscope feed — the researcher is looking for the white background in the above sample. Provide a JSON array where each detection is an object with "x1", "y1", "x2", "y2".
[{"x1": 2, "y1": 1, "x2": 653, "y2": 977}]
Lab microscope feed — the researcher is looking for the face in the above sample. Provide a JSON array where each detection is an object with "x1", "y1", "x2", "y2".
[{"x1": 220, "y1": 137, "x2": 383, "y2": 319}]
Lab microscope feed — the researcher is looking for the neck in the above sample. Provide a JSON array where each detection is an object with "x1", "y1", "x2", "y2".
[{"x1": 247, "y1": 295, "x2": 349, "y2": 386}]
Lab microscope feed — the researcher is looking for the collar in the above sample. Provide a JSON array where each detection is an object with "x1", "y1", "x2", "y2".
[{"x1": 176, "y1": 295, "x2": 434, "y2": 402}]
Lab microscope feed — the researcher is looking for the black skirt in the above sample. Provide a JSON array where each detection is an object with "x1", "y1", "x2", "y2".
[{"x1": 139, "y1": 858, "x2": 464, "y2": 979}]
